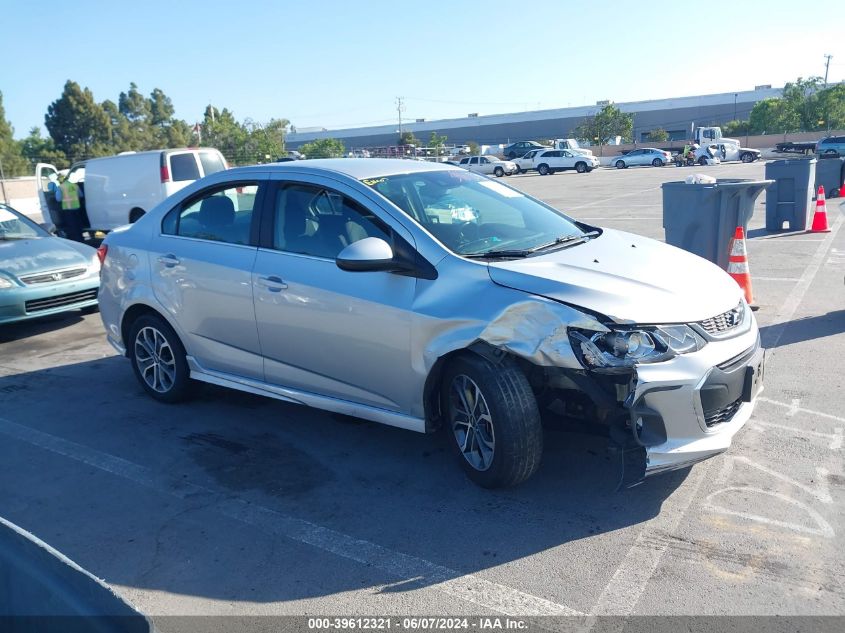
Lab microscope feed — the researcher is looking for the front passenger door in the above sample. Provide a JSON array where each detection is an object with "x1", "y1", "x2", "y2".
[{"x1": 252, "y1": 179, "x2": 417, "y2": 413}]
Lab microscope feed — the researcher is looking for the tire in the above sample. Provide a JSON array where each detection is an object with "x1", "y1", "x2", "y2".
[
  {"x1": 615, "y1": 160, "x2": 626, "y2": 169},
  {"x1": 516, "y1": 167, "x2": 524, "y2": 174},
  {"x1": 441, "y1": 354, "x2": 543, "y2": 488},
  {"x1": 575, "y1": 161, "x2": 587, "y2": 173},
  {"x1": 537, "y1": 163, "x2": 550, "y2": 176},
  {"x1": 128, "y1": 313, "x2": 193, "y2": 403},
  {"x1": 494, "y1": 166, "x2": 504, "y2": 177},
  {"x1": 129, "y1": 208, "x2": 145, "y2": 223},
  {"x1": 698, "y1": 157, "x2": 708, "y2": 166},
  {"x1": 652, "y1": 158, "x2": 664, "y2": 167},
  {"x1": 740, "y1": 152, "x2": 754, "y2": 163}
]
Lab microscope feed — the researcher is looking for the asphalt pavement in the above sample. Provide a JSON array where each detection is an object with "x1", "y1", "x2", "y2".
[{"x1": 0, "y1": 161, "x2": 843, "y2": 629}]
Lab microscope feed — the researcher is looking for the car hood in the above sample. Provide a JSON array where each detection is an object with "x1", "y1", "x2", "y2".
[
  {"x1": 0, "y1": 237, "x2": 94, "y2": 278},
  {"x1": 487, "y1": 228, "x2": 742, "y2": 324}
]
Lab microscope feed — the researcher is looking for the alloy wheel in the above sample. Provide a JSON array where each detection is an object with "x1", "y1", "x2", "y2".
[
  {"x1": 448, "y1": 374, "x2": 495, "y2": 471},
  {"x1": 134, "y1": 326, "x2": 176, "y2": 393}
]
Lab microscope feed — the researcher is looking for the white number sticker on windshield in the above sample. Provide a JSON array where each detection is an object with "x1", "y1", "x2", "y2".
[{"x1": 478, "y1": 181, "x2": 524, "y2": 198}]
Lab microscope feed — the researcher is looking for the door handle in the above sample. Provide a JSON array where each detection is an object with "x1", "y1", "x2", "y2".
[
  {"x1": 257, "y1": 275, "x2": 288, "y2": 291},
  {"x1": 157, "y1": 254, "x2": 180, "y2": 267}
]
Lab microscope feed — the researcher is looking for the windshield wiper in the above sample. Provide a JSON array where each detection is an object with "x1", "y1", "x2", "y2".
[
  {"x1": 463, "y1": 249, "x2": 531, "y2": 259},
  {"x1": 528, "y1": 230, "x2": 600, "y2": 253}
]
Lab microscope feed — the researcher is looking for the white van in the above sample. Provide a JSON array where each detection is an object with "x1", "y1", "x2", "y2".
[{"x1": 36, "y1": 148, "x2": 228, "y2": 232}]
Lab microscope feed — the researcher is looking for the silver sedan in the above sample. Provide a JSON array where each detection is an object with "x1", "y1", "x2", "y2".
[
  {"x1": 613, "y1": 147, "x2": 673, "y2": 168},
  {"x1": 98, "y1": 159, "x2": 762, "y2": 488}
]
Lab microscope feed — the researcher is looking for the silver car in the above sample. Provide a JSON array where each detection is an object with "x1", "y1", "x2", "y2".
[
  {"x1": 613, "y1": 148, "x2": 673, "y2": 169},
  {"x1": 98, "y1": 159, "x2": 764, "y2": 488}
]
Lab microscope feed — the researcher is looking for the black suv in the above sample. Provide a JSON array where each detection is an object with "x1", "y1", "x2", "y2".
[{"x1": 502, "y1": 141, "x2": 548, "y2": 160}]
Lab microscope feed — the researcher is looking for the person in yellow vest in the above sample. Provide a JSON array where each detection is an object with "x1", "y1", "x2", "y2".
[{"x1": 56, "y1": 175, "x2": 85, "y2": 242}]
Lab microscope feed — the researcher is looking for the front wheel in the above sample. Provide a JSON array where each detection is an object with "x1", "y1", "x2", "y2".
[
  {"x1": 128, "y1": 314, "x2": 193, "y2": 403},
  {"x1": 441, "y1": 354, "x2": 543, "y2": 488},
  {"x1": 575, "y1": 161, "x2": 587, "y2": 173},
  {"x1": 652, "y1": 158, "x2": 664, "y2": 167},
  {"x1": 740, "y1": 152, "x2": 754, "y2": 163},
  {"x1": 615, "y1": 160, "x2": 626, "y2": 169},
  {"x1": 494, "y1": 166, "x2": 504, "y2": 177},
  {"x1": 698, "y1": 156, "x2": 708, "y2": 166},
  {"x1": 537, "y1": 163, "x2": 550, "y2": 175}
]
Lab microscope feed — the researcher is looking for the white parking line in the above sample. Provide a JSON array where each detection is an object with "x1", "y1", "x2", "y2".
[
  {"x1": 753, "y1": 277, "x2": 801, "y2": 282},
  {"x1": 0, "y1": 417, "x2": 583, "y2": 618},
  {"x1": 589, "y1": 463, "x2": 708, "y2": 615},
  {"x1": 761, "y1": 214, "x2": 844, "y2": 349},
  {"x1": 758, "y1": 396, "x2": 845, "y2": 424},
  {"x1": 567, "y1": 187, "x2": 661, "y2": 211}
]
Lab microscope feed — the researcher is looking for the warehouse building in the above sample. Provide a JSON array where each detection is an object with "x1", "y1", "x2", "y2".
[{"x1": 286, "y1": 86, "x2": 782, "y2": 150}]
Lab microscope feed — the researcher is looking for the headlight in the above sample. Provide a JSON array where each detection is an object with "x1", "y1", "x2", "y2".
[
  {"x1": 568, "y1": 325, "x2": 706, "y2": 373},
  {"x1": 0, "y1": 275, "x2": 15, "y2": 289},
  {"x1": 89, "y1": 252, "x2": 101, "y2": 274}
]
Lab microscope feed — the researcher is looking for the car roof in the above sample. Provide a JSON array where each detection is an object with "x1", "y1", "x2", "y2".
[{"x1": 224, "y1": 158, "x2": 459, "y2": 181}]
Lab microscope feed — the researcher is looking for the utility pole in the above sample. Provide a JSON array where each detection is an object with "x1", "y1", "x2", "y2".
[
  {"x1": 395, "y1": 97, "x2": 405, "y2": 140},
  {"x1": 824, "y1": 54, "x2": 833, "y2": 88}
]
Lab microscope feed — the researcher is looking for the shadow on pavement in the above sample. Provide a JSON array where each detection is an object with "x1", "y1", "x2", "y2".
[
  {"x1": 760, "y1": 309, "x2": 845, "y2": 348},
  {"x1": 0, "y1": 311, "x2": 89, "y2": 344},
  {"x1": 0, "y1": 356, "x2": 688, "y2": 607}
]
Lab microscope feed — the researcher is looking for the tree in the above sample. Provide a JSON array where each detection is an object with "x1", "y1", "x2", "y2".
[
  {"x1": 428, "y1": 131, "x2": 447, "y2": 156},
  {"x1": 815, "y1": 84, "x2": 845, "y2": 131},
  {"x1": 299, "y1": 138, "x2": 345, "y2": 159},
  {"x1": 782, "y1": 77, "x2": 824, "y2": 131},
  {"x1": 45, "y1": 80, "x2": 111, "y2": 159},
  {"x1": 574, "y1": 104, "x2": 633, "y2": 153},
  {"x1": 0, "y1": 91, "x2": 28, "y2": 177},
  {"x1": 398, "y1": 131, "x2": 420, "y2": 146},
  {"x1": 748, "y1": 98, "x2": 800, "y2": 134},
  {"x1": 149, "y1": 88, "x2": 175, "y2": 128},
  {"x1": 721, "y1": 120, "x2": 750, "y2": 137},
  {"x1": 467, "y1": 141, "x2": 480, "y2": 155},
  {"x1": 243, "y1": 117, "x2": 289, "y2": 162},
  {"x1": 18, "y1": 127, "x2": 68, "y2": 169},
  {"x1": 646, "y1": 128, "x2": 669, "y2": 142},
  {"x1": 201, "y1": 105, "x2": 248, "y2": 163}
]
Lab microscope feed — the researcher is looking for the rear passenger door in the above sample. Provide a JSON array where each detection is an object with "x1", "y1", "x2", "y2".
[
  {"x1": 251, "y1": 175, "x2": 416, "y2": 413},
  {"x1": 151, "y1": 179, "x2": 266, "y2": 379}
]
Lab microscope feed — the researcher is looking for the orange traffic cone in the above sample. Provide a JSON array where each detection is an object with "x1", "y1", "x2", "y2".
[
  {"x1": 727, "y1": 226, "x2": 754, "y2": 305},
  {"x1": 810, "y1": 186, "x2": 831, "y2": 233}
]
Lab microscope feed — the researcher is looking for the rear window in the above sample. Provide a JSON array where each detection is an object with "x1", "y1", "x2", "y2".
[
  {"x1": 169, "y1": 153, "x2": 200, "y2": 181},
  {"x1": 199, "y1": 151, "x2": 226, "y2": 176}
]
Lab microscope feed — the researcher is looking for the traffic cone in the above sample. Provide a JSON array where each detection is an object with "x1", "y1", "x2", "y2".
[
  {"x1": 810, "y1": 186, "x2": 831, "y2": 233},
  {"x1": 727, "y1": 227, "x2": 754, "y2": 305}
]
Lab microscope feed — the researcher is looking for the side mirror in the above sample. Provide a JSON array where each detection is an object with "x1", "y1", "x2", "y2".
[{"x1": 336, "y1": 237, "x2": 398, "y2": 273}]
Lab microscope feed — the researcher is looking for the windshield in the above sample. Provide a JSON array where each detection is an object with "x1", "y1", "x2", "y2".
[
  {"x1": 0, "y1": 205, "x2": 48, "y2": 240},
  {"x1": 362, "y1": 169, "x2": 587, "y2": 256}
]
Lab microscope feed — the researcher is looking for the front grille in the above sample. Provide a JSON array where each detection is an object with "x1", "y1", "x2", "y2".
[
  {"x1": 704, "y1": 397, "x2": 743, "y2": 428},
  {"x1": 25, "y1": 289, "x2": 98, "y2": 313},
  {"x1": 20, "y1": 267, "x2": 87, "y2": 285},
  {"x1": 698, "y1": 302, "x2": 744, "y2": 336}
]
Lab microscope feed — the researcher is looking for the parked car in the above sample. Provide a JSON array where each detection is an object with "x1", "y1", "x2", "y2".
[
  {"x1": 503, "y1": 141, "x2": 548, "y2": 160},
  {"x1": 533, "y1": 149, "x2": 601, "y2": 175},
  {"x1": 457, "y1": 155, "x2": 518, "y2": 177},
  {"x1": 512, "y1": 149, "x2": 546, "y2": 174},
  {"x1": 613, "y1": 148, "x2": 673, "y2": 169},
  {"x1": 35, "y1": 148, "x2": 228, "y2": 233},
  {"x1": 0, "y1": 203, "x2": 100, "y2": 325},
  {"x1": 99, "y1": 159, "x2": 764, "y2": 488},
  {"x1": 816, "y1": 135, "x2": 845, "y2": 158}
]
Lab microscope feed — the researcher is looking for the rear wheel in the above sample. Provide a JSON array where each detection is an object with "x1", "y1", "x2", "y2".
[
  {"x1": 537, "y1": 163, "x2": 550, "y2": 176},
  {"x1": 575, "y1": 161, "x2": 587, "y2": 173},
  {"x1": 128, "y1": 314, "x2": 193, "y2": 403},
  {"x1": 441, "y1": 354, "x2": 543, "y2": 488},
  {"x1": 652, "y1": 158, "x2": 664, "y2": 167},
  {"x1": 494, "y1": 166, "x2": 504, "y2": 177},
  {"x1": 615, "y1": 160, "x2": 626, "y2": 169},
  {"x1": 129, "y1": 208, "x2": 146, "y2": 223}
]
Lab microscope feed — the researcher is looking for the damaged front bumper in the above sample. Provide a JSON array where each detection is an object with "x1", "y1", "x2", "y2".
[{"x1": 623, "y1": 321, "x2": 764, "y2": 478}]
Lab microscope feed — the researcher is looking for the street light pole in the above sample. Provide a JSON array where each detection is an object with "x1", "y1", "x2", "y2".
[{"x1": 734, "y1": 93, "x2": 738, "y2": 121}]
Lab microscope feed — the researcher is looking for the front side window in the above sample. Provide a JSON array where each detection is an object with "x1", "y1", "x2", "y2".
[
  {"x1": 169, "y1": 153, "x2": 201, "y2": 181},
  {"x1": 364, "y1": 169, "x2": 587, "y2": 257},
  {"x1": 163, "y1": 183, "x2": 258, "y2": 245},
  {"x1": 272, "y1": 184, "x2": 391, "y2": 259},
  {"x1": 469, "y1": 157, "x2": 479, "y2": 165}
]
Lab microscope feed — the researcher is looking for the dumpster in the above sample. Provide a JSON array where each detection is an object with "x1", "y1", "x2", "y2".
[
  {"x1": 815, "y1": 156, "x2": 845, "y2": 198},
  {"x1": 0, "y1": 516, "x2": 151, "y2": 633},
  {"x1": 764, "y1": 158, "x2": 817, "y2": 231},
  {"x1": 662, "y1": 179, "x2": 773, "y2": 270}
]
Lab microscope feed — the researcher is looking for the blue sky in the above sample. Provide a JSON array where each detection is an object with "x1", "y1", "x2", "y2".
[{"x1": 2, "y1": 0, "x2": 843, "y2": 138}]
